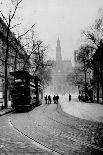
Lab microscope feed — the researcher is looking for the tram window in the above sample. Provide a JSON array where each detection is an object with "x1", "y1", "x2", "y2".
[
  {"x1": 31, "y1": 89, "x2": 35, "y2": 94},
  {"x1": 30, "y1": 79, "x2": 34, "y2": 83},
  {"x1": 15, "y1": 79, "x2": 22, "y2": 82},
  {"x1": 22, "y1": 79, "x2": 25, "y2": 82}
]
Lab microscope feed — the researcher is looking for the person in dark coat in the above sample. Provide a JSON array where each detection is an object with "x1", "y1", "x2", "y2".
[
  {"x1": 45, "y1": 95, "x2": 48, "y2": 104},
  {"x1": 48, "y1": 95, "x2": 51, "y2": 104},
  {"x1": 53, "y1": 95, "x2": 56, "y2": 104},
  {"x1": 56, "y1": 95, "x2": 59, "y2": 104},
  {"x1": 78, "y1": 94, "x2": 81, "y2": 101},
  {"x1": 69, "y1": 94, "x2": 71, "y2": 101}
]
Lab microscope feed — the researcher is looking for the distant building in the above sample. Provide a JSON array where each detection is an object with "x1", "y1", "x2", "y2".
[
  {"x1": 0, "y1": 17, "x2": 30, "y2": 103},
  {"x1": 49, "y1": 38, "x2": 73, "y2": 94}
]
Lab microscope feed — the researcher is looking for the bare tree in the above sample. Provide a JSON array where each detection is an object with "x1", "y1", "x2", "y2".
[
  {"x1": 0, "y1": 0, "x2": 36, "y2": 108},
  {"x1": 23, "y1": 38, "x2": 52, "y2": 88},
  {"x1": 0, "y1": 0, "x2": 53, "y2": 108},
  {"x1": 78, "y1": 8, "x2": 103, "y2": 102},
  {"x1": 67, "y1": 67, "x2": 84, "y2": 87}
]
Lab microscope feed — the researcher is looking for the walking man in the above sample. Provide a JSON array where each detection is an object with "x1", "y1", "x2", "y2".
[
  {"x1": 45, "y1": 95, "x2": 48, "y2": 104},
  {"x1": 56, "y1": 94, "x2": 59, "y2": 104},
  {"x1": 53, "y1": 95, "x2": 56, "y2": 104},
  {"x1": 48, "y1": 95, "x2": 51, "y2": 104},
  {"x1": 69, "y1": 94, "x2": 71, "y2": 101}
]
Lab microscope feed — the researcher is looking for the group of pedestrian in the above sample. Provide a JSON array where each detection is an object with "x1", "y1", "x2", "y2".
[
  {"x1": 53, "y1": 95, "x2": 59, "y2": 104},
  {"x1": 45, "y1": 95, "x2": 51, "y2": 104},
  {"x1": 44, "y1": 94, "x2": 59, "y2": 104}
]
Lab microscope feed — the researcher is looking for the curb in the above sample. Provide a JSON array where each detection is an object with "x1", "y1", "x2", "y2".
[{"x1": 0, "y1": 109, "x2": 13, "y2": 116}]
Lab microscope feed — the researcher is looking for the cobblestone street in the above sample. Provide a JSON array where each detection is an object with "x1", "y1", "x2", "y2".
[
  {"x1": 0, "y1": 113, "x2": 54, "y2": 155},
  {"x1": 10, "y1": 103, "x2": 103, "y2": 155}
]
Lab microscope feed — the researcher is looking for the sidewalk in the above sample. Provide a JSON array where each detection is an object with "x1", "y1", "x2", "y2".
[
  {"x1": 59, "y1": 96, "x2": 103, "y2": 123},
  {"x1": 0, "y1": 107, "x2": 13, "y2": 116}
]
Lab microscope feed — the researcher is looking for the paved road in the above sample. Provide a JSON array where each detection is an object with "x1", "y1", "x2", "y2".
[
  {"x1": 0, "y1": 113, "x2": 54, "y2": 155},
  {"x1": 9, "y1": 104, "x2": 103, "y2": 155}
]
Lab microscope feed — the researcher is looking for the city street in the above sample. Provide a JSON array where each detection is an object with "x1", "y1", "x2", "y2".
[
  {"x1": 0, "y1": 97, "x2": 103, "y2": 154},
  {"x1": 1, "y1": 97, "x2": 101, "y2": 155}
]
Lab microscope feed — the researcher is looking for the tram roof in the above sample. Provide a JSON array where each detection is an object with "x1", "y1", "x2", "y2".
[{"x1": 10, "y1": 70, "x2": 40, "y2": 81}]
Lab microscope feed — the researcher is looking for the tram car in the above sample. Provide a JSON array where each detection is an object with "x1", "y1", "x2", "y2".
[{"x1": 10, "y1": 70, "x2": 42, "y2": 112}]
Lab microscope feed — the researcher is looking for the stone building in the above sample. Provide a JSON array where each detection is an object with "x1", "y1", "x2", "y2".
[
  {"x1": 48, "y1": 38, "x2": 73, "y2": 94},
  {"x1": 0, "y1": 17, "x2": 30, "y2": 103}
]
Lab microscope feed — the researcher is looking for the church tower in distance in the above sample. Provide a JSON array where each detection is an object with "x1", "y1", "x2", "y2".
[
  {"x1": 56, "y1": 38, "x2": 63, "y2": 71},
  {"x1": 47, "y1": 38, "x2": 73, "y2": 94}
]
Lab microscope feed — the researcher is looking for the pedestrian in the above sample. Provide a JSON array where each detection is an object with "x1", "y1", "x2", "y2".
[
  {"x1": 53, "y1": 95, "x2": 56, "y2": 104},
  {"x1": 78, "y1": 94, "x2": 81, "y2": 101},
  {"x1": 69, "y1": 94, "x2": 71, "y2": 101},
  {"x1": 56, "y1": 94, "x2": 59, "y2": 104},
  {"x1": 48, "y1": 95, "x2": 51, "y2": 104},
  {"x1": 45, "y1": 95, "x2": 48, "y2": 104}
]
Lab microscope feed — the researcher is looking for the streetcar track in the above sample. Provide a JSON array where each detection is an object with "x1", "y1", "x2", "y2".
[
  {"x1": 8, "y1": 117, "x2": 62, "y2": 155},
  {"x1": 8, "y1": 116, "x2": 75, "y2": 154}
]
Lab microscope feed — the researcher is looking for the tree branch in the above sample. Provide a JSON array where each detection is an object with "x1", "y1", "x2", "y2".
[
  {"x1": 10, "y1": 0, "x2": 22, "y2": 21},
  {"x1": 10, "y1": 22, "x2": 21, "y2": 29},
  {"x1": 0, "y1": 10, "x2": 8, "y2": 25},
  {"x1": 23, "y1": 41, "x2": 42, "y2": 70},
  {"x1": 10, "y1": 24, "x2": 35, "y2": 43}
]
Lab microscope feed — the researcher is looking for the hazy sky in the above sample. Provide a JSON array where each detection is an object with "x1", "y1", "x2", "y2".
[{"x1": 1, "y1": 0, "x2": 103, "y2": 61}]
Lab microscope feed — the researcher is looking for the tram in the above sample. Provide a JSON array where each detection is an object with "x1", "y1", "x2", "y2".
[{"x1": 10, "y1": 70, "x2": 42, "y2": 112}]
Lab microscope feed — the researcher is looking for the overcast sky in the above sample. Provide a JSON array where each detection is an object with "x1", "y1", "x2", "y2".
[{"x1": 1, "y1": 0, "x2": 103, "y2": 61}]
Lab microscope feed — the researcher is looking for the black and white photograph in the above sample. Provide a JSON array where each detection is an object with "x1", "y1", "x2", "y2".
[{"x1": 0, "y1": 0, "x2": 103, "y2": 154}]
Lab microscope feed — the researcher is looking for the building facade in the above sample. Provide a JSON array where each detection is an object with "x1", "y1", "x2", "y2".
[
  {"x1": 0, "y1": 17, "x2": 30, "y2": 103},
  {"x1": 92, "y1": 43, "x2": 103, "y2": 102}
]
